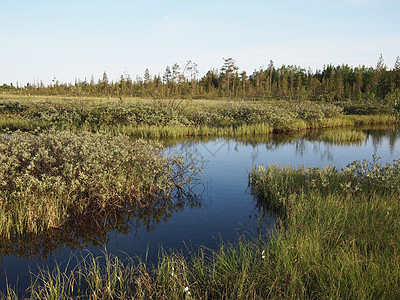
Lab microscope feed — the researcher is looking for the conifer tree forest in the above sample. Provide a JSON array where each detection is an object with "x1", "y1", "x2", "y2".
[{"x1": 2, "y1": 56, "x2": 400, "y2": 104}]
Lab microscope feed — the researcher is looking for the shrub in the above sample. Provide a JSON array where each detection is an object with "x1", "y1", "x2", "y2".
[{"x1": 0, "y1": 131, "x2": 199, "y2": 237}]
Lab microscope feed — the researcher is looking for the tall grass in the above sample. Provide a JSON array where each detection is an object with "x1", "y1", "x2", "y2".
[
  {"x1": 318, "y1": 129, "x2": 366, "y2": 144},
  {"x1": 248, "y1": 156, "x2": 400, "y2": 298}
]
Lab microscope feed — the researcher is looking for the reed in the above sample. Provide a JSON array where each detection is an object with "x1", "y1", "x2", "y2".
[
  {"x1": 115, "y1": 123, "x2": 274, "y2": 139},
  {"x1": 318, "y1": 130, "x2": 366, "y2": 144}
]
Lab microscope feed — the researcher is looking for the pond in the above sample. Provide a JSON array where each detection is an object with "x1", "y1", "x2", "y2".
[{"x1": 1, "y1": 126, "x2": 400, "y2": 293}]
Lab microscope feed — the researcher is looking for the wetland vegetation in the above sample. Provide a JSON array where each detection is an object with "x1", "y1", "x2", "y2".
[
  {"x1": 0, "y1": 96, "x2": 398, "y2": 139},
  {"x1": 0, "y1": 131, "x2": 201, "y2": 254},
  {"x1": 2, "y1": 55, "x2": 400, "y2": 135},
  {"x1": 0, "y1": 95, "x2": 399, "y2": 299},
  {"x1": 1, "y1": 56, "x2": 400, "y2": 298},
  {"x1": 2, "y1": 156, "x2": 399, "y2": 299}
]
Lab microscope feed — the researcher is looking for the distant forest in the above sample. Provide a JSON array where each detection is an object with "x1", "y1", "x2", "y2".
[{"x1": 2, "y1": 55, "x2": 400, "y2": 103}]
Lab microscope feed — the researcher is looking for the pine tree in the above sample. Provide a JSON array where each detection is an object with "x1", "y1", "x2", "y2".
[
  {"x1": 280, "y1": 65, "x2": 288, "y2": 98},
  {"x1": 144, "y1": 68, "x2": 150, "y2": 84},
  {"x1": 268, "y1": 60, "x2": 274, "y2": 95},
  {"x1": 376, "y1": 54, "x2": 385, "y2": 71},
  {"x1": 221, "y1": 58, "x2": 238, "y2": 98},
  {"x1": 187, "y1": 61, "x2": 199, "y2": 94},
  {"x1": 163, "y1": 66, "x2": 172, "y2": 84},
  {"x1": 395, "y1": 56, "x2": 400, "y2": 71},
  {"x1": 119, "y1": 75, "x2": 126, "y2": 97},
  {"x1": 394, "y1": 56, "x2": 400, "y2": 90},
  {"x1": 240, "y1": 71, "x2": 248, "y2": 97},
  {"x1": 102, "y1": 71, "x2": 109, "y2": 96}
]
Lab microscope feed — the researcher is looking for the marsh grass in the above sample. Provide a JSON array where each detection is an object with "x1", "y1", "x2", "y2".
[
  {"x1": 248, "y1": 156, "x2": 400, "y2": 298},
  {"x1": 318, "y1": 129, "x2": 366, "y2": 144},
  {"x1": 114, "y1": 123, "x2": 275, "y2": 139}
]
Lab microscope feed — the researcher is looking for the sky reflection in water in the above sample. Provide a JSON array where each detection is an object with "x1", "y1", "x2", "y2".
[{"x1": 1, "y1": 126, "x2": 399, "y2": 293}]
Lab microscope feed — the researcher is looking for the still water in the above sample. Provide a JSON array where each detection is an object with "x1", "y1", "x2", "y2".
[{"x1": 1, "y1": 126, "x2": 399, "y2": 293}]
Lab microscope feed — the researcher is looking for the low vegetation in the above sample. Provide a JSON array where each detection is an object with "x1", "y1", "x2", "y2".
[
  {"x1": 0, "y1": 96, "x2": 397, "y2": 138},
  {"x1": 0, "y1": 131, "x2": 200, "y2": 240}
]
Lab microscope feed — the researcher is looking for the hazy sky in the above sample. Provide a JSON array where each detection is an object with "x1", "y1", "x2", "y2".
[{"x1": 1, "y1": 0, "x2": 399, "y2": 85}]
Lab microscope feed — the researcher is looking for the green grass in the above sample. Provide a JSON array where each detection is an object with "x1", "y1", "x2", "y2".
[
  {"x1": 248, "y1": 156, "x2": 400, "y2": 298},
  {"x1": 317, "y1": 129, "x2": 366, "y2": 144}
]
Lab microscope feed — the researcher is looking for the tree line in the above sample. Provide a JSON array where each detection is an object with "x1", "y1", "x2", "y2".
[{"x1": 2, "y1": 55, "x2": 400, "y2": 103}]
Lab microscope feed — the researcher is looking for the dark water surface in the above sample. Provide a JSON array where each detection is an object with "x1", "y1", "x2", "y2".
[{"x1": 1, "y1": 126, "x2": 400, "y2": 293}]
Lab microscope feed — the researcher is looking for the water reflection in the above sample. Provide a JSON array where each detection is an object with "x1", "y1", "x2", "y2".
[
  {"x1": 165, "y1": 125, "x2": 400, "y2": 166},
  {"x1": 1, "y1": 125, "x2": 399, "y2": 293},
  {"x1": 0, "y1": 192, "x2": 202, "y2": 260}
]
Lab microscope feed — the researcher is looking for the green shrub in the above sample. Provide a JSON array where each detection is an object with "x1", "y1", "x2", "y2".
[
  {"x1": 0, "y1": 131, "x2": 199, "y2": 238},
  {"x1": 341, "y1": 102, "x2": 394, "y2": 115}
]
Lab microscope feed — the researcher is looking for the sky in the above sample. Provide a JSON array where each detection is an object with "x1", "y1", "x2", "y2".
[{"x1": 1, "y1": 0, "x2": 400, "y2": 86}]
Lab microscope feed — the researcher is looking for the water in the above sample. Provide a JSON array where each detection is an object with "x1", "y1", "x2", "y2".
[{"x1": 1, "y1": 126, "x2": 400, "y2": 293}]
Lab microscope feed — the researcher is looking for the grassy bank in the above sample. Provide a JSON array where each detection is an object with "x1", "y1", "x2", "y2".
[
  {"x1": 1, "y1": 95, "x2": 397, "y2": 138},
  {"x1": 3, "y1": 156, "x2": 399, "y2": 299},
  {"x1": 0, "y1": 131, "x2": 200, "y2": 240},
  {"x1": 247, "y1": 157, "x2": 400, "y2": 298}
]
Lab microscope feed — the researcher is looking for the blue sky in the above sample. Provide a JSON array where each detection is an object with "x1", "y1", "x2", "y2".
[{"x1": 1, "y1": 0, "x2": 399, "y2": 85}]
